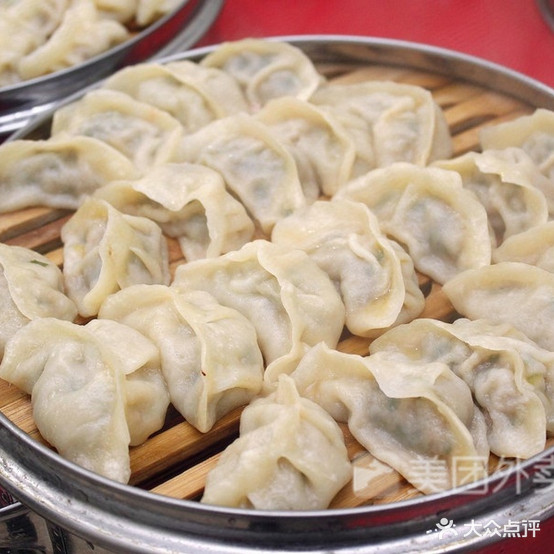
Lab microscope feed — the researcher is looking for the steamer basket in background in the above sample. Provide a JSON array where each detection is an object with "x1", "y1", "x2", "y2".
[
  {"x1": 0, "y1": 0, "x2": 224, "y2": 139},
  {"x1": 1, "y1": 36, "x2": 554, "y2": 553}
]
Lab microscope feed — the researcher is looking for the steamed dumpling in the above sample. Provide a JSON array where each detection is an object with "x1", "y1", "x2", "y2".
[
  {"x1": 493, "y1": 221, "x2": 554, "y2": 271},
  {"x1": 480, "y1": 108, "x2": 554, "y2": 182},
  {"x1": 94, "y1": 162, "x2": 255, "y2": 261},
  {"x1": 256, "y1": 96, "x2": 356, "y2": 199},
  {"x1": 0, "y1": 317, "x2": 169, "y2": 483},
  {"x1": 433, "y1": 148, "x2": 549, "y2": 245},
  {"x1": 93, "y1": 0, "x2": 137, "y2": 23},
  {"x1": 200, "y1": 38, "x2": 324, "y2": 110},
  {"x1": 289, "y1": 343, "x2": 489, "y2": 494},
  {"x1": 370, "y1": 317, "x2": 552, "y2": 457},
  {"x1": 136, "y1": 0, "x2": 182, "y2": 26},
  {"x1": 311, "y1": 80, "x2": 452, "y2": 174},
  {"x1": 0, "y1": 134, "x2": 139, "y2": 213},
  {"x1": 443, "y1": 262, "x2": 554, "y2": 352},
  {"x1": 336, "y1": 163, "x2": 492, "y2": 283},
  {"x1": 171, "y1": 113, "x2": 306, "y2": 232},
  {"x1": 201, "y1": 374, "x2": 352, "y2": 510},
  {"x1": 0, "y1": 243, "x2": 77, "y2": 355},
  {"x1": 172, "y1": 239, "x2": 346, "y2": 366},
  {"x1": 102, "y1": 61, "x2": 249, "y2": 133},
  {"x1": 61, "y1": 197, "x2": 170, "y2": 317},
  {"x1": 51, "y1": 89, "x2": 183, "y2": 171},
  {"x1": 0, "y1": 0, "x2": 67, "y2": 85},
  {"x1": 271, "y1": 199, "x2": 424, "y2": 337},
  {"x1": 17, "y1": 0, "x2": 129, "y2": 81},
  {"x1": 99, "y1": 285, "x2": 264, "y2": 433}
]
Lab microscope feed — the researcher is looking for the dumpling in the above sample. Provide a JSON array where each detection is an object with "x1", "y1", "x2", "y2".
[
  {"x1": 479, "y1": 109, "x2": 554, "y2": 182},
  {"x1": 94, "y1": 162, "x2": 255, "y2": 261},
  {"x1": 256, "y1": 96, "x2": 356, "y2": 199},
  {"x1": 335, "y1": 163, "x2": 491, "y2": 283},
  {"x1": 370, "y1": 317, "x2": 551, "y2": 458},
  {"x1": 51, "y1": 89, "x2": 183, "y2": 171},
  {"x1": 289, "y1": 343, "x2": 489, "y2": 494},
  {"x1": 451, "y1": 318, "x2": 554, "y2": 436},
  {"x1": 61, "y1": 198, "x2": 170, "y2": 317},
  {"x1": 310, "y1": 80, "x2": 452, "y2": 174},
  {"x1": 443, "y1": 262, "x2": 554, "y2": 351},
  {"x1": 136, "y1": 0, "x2": 182, "y2": 26},
  {"x1": 0, "y1": 243, "x2": 77, "y2": 356},
  {"x1": 83, "y1": 318, "x2": 169, "y2": 446},
  {"x1": 0, "y1": 317, "x2": 169, "y2": 483},
  {"x1": 172, "y1": 239, "x2": 346, "y2": 366},
  {"x1": 0, "y1": 134, "x2": 139, "y2": 213},
  {"x1": 17, "y1": 0, "x2": 130, "y2": 81},
  {"x1": 433, "y1": 148, "x2": 548, "y2": 245},
  {"x1": 0, "y1": 0, "x2": 67, "y2": 85},
  {"x1": 92, "y1": 0, "x2": 137, "y2": 23},
  {"x1": 99, "y1": 285, "x2": 264, "y2": 433},
  {"x1": 271, "y1": 199, "x2": 424, "y2": 337},
  {"x1": 201, "y1": 374, "x2": 352, "y2": 510},
  {"x1": 200, "y1": 38, "x2": 324, "y2": 110},
  {"x1": 102, "y1": 61, "x2": 249, "y2": 133},
  {"x1": 171, "y1": 114, "x2": 306, "y2": 233},
  {"x1": 493, "y1": 221, "x2": 554, "y2": 271}
]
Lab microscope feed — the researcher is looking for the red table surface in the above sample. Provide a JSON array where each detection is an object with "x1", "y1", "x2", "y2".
[
  {"x1": 198, "y1": 0, "x2": 554, "y2": 89},
  {"x1": 199, "y1": 1, "x2": 554, "y2": 552}
]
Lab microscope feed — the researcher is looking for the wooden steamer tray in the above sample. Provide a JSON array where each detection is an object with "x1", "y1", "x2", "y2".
[{"x1": 1, "y1": 37, "x2": 554, "y2": 543}]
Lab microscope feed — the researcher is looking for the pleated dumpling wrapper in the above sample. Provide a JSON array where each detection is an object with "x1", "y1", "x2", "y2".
[
  {"x1": 201, "y1": 374, "x2": 352, "y2": 510},
  {"x1": 0, "y1": 243, "x2": 77, "y2": 356},
  {"x1": 288, "y1": 343, "x2": 489, "y2": 494},
  {"x1": 0, "y1": 318, "x2": 170, "y2": 483}
]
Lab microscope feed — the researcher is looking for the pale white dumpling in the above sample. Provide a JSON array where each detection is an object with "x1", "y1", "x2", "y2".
[
  {"x1": 172, "y1": 239, "x2": 346, "y2": 366},
  {"x1": 450, "y1": 318, "x2": 554, "y2": 437},
  {"x1": 493, "y1": 221, "x2": 554, "y2": 271},
  {"x1": 92, "y1": 0, "x2": 137, "y2": 23},
  {"x1": 200, "y1": 38, "x2": 324, "y2": 110},
  {"x1": 370, "y1": 318, "x2": 552, "y2": 458},
  {"x1": 172, "y1": 114, "x2": 306, "y2": 233},
  {"x1": 311, "y1": 80, "x2": 452, "y2": 175},
  {"x1": 434, "y1": 148, "x2": 548, "y2": 245},
  {"x1": 61, "y1": 198, "x2": 170, "y2": 317},
  {"x1": 256, "y1": 96, "x2": 356, "y2": 199},
  {"x1": 201, "y1": 374, "x2": 352, "y2": 510},
  {"x1": 99, "y1": 285, "x2": 264, "y2": 433},
  {"x1": 336, "y1": 163, "x2": 492, "y2": 283},
  {"x1": 289, "y1": 343, "x2": 489, "y2": 494},
  {"x1": 102, "y1": 61, "x2": 249, "y2": 133},
  {"x1": 480, "y1": 109, "x2": 554, "y2": 182},
  {"x1": 17, "y1": 0, "x2": 130, "y2": 81},
  {"x1": 0, "y1": 317, "x2": 169, "y2": 483},
  {"x1": 271, "y1": 199, "x2": 424, "y2": 337},
  {"x1": 136, "y1": 0, "x2": 182, "y2": 25},
  {"x1": 0, "y1": 134, "x2": 139, "y2": 213},
  {"x1": 0, "y1": 0, "x2": 68, "y2": 85},
  {"x1": 443, "y1": 262, "x2": 554, "y2": 351},
  {"x1": 51, "y1": 89, "x2": 183, "y2": 171},
  {"x1": 0, "y1": 243, "x2": 77, "y2": 356},
  {"x1": 94, "y1": 162, "x2": 255, "y2": 261}
]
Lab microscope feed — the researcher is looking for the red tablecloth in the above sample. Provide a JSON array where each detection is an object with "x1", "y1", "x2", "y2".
[
  {"x1": 199, "y1": 0, "x2": 554, "y2": 89},
  {"x1": 198, "y1": 1, "x2": 554, "y2": 552}
]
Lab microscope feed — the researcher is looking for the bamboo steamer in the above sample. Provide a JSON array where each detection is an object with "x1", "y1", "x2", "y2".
[{"x1": 0, "y1": 36, "x2": 553, "y2": 553}]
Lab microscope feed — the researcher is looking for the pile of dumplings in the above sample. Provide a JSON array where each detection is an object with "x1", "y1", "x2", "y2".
[
  {"x1": 0, "y1": 0, "x2": 183, "y2": 87},
  {"x1": 1, "y1": 37, "x2": 554, "y2": 511}
]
